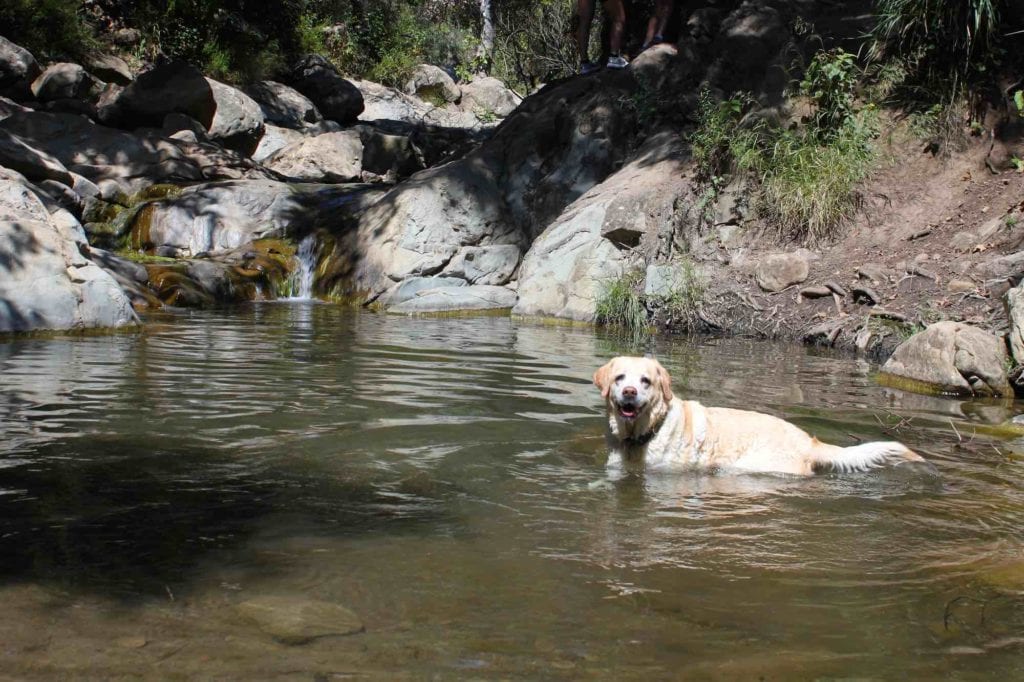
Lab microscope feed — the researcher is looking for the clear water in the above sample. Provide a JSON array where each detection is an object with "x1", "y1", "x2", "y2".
[{"x1": 1, "y1": 304, "x2": 1023, "y2": 679}]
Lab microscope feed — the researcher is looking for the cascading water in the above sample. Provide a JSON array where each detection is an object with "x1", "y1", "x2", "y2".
[{"x1": 287, "y1": 234, "x2": 319, "y2": 300}]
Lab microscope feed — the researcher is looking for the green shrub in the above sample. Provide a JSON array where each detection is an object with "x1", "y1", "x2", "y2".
[
  {"x1": 799, "y1": 49, "x2": 858, "y2": 138},
  {"x1": 596, "y1": 270, "x2": 648, "y2": 334},
  {"x1": 0, "y1": 0, "x2": 97, "y2": 60}
]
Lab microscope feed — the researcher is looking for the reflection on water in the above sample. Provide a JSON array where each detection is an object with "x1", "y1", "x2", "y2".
[{"x1": 1, "y1": 304, "x2": 1024, "y2": 678}]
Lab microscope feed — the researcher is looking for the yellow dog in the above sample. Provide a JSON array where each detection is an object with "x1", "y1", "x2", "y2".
[{"x1": 594, "y1": 356, "x2": 924, "y2": 475}]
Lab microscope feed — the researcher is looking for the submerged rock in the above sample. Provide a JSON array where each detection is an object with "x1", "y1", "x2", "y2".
[
  {"x1": 879, "y1": 321, "x2": 1012, "y2": 397},
  {"x1": 236, "y1": 595, "x2": 363, "y2": 645}
]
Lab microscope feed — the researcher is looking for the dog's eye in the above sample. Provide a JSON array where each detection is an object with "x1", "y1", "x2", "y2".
[
  {"x1": 640, "y1": 376, "x2": 651, "y2": 387},
  {"x1": 614, "y1": 374, "x2": 625, "y2": 383}
]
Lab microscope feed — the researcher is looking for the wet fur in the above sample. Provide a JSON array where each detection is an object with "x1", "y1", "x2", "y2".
[{"x1": 594, "y1": 356, "x2": 925, "y2": 476}]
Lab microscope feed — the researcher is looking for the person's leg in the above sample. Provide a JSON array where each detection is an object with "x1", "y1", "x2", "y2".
[
  {"x1": 644, "y1": 0, "x2": 673, "y2": 47},
  {"x1": 604, "y1": 0, "x2": 626, "y2": 56},
  {"x1": 576, "y1": 0, "x2": 596, "y2": 64}
]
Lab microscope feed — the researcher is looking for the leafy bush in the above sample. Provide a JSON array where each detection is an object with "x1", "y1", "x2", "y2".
[
  {"x1": 0, "y1": 0, "x2": 97, "y2": 60},
  {"x1": 596, "y1": 270, "x2": 648, "y2": 334},
  {"x1": 799, "y1": 49, "x2": 858, "y2": 138}
]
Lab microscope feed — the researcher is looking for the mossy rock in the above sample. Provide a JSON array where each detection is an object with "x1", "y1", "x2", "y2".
[{"x1": 145, "y1": 265, "x2": 214, "y2": 307}]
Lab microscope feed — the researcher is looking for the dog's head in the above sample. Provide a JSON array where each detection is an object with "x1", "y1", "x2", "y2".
[{"x1": 593, "y1": 356, "x2": 674, "y2": 423}]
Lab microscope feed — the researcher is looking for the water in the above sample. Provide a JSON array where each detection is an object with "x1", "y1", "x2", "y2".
[
  {"x1": 286, "y1": 233, "x2": 319, "y2": 300},
  {"x1": 1, "y1": 305, "x2": 1024, "y2": 679}
]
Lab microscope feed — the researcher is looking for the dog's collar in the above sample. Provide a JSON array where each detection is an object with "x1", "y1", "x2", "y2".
[{"x1": 622, "y1": 429, "x2": 656, "y2": 447}]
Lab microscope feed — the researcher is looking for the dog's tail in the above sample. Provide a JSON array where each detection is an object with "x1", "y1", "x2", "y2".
[{"x1": 811, "y1": 440, "x2": 924, "y2": 474}]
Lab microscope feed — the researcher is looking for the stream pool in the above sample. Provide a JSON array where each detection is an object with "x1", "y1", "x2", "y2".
[{"x1": 1, "y1": 304, "x2": 1023, "y2": 679}]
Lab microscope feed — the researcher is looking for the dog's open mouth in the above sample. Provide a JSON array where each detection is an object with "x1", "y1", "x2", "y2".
[{"x1": 616, "y1": 401, "x2": 642, "y2": 420}]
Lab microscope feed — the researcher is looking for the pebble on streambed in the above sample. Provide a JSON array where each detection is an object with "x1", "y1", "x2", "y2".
[{"x1": 235, "y1": 596, "x2": 364, "y2": 645}]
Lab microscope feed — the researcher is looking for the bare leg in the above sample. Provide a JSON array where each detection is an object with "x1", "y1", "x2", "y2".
[
  {"x1": 644, "y1": 0, "x2": 673, "y2": 46},
  {"x1": 604, "y1": 0, "x2": 626, "y2": 55},
  {"x1": 576, "y1": 0, "x2": 595, "y2": 63}
]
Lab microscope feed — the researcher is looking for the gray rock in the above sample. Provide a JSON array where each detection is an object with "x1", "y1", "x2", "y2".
[
  {"x1": 162, "y1": 113, "x2": 207, "y2": 138},
  {"x1": 236, "y1": 596, "x2": 363, "y2": 645},
  {"x1": 245, "y1": 80, "x2": 322, "y2": 129},
  {"x1": 0, "y1": 95, "x2": 32, "y2": 121},
  {"x1": 755, "y1": 252, "x2": 810, "y2": 292},
  {"x1": 30, "y1": 62, "x2": 98, "y2": 101},
  {"x1": 383, "y1": 276, "x2": 466, "y2": 306},
  {"x1": 291, "y1": 54, "x2": 364, "y2": 124},
  {"x1": 949, "y1": 231, "x2": 978, "y2": 252},
  {"x1": 0, "y1": 169, "x2": 137, "y2": 333},
  {"x1": 112, "y1": 60, "x2": 216, "y2": 129},
  {"x1": 856, "y1": 263, "x2": 891, "y2": 284},
  {"x1": 459, "y1": 76, "x2": 521, "y2": 117},
  {"x1": 354, "y1": 124, "x2": 422, "y2": 178},
  {"x1": 880, "y1": 321, "x2": 1012, "y2": 397},
  {"x1": 0, "y1": 36, "x2": 41, "y2": 89},
  {"x1": 947, "y1": 279, "x2": 975, "y2": 294},
  {"x1": 205, "y1": 78, "x2": 265, "y2": 156},
  {"x1": 644, "y1": 263, "x2": 702, "y2": 299},
  {"x1": 251, "y1": 124, "x2": 303, "y2": 163},
  {"x1": 388, "y1": 284, "x2": 516, "y2": 314},
  {"x1": 975, "y1": 251, "x2": 1024, "y2": 280},
  {"x1": 112, "y1": 28, "x2": 142, "y2": 47},
  {"x1": 0, "y1": 129, "x2": 73, "y2": 185},
  {"x1": 138, "y1": 180, "x2": 382, "y2": 256},
  {"x1": 355, "y1": 79, "x2": 484, "y2": 129},
  {"x1": 441, "y1": 245, "x2": 520, "y2": 285},
  {"x1": 404, "y1": 64, "x2": 461, "y2": 104},
  {"x1": 84, "y1": 53, "x2": 133, "y2": 85},
  {"x1": 1005, "y1": 283, "x2": 1024, "y2": 365},
  {"x1": 264, "y1": 131, "x2": 363, "y2": 183}
]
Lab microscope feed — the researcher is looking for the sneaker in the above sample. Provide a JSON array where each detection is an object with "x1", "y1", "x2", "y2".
[
  {"x1": 580, "y1": 60, "x2": 600, "y2": 75},
  {"x1": 606, "y1": 54, "x2": 629, "y2": 69},
  {"x1": 641, "y1": 34, "x2": 665, "y2": 52}
]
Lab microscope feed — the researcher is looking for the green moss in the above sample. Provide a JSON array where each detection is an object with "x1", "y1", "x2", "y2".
[{"x1": 875, "y1": 371, "x2": 970, "y2": 397}]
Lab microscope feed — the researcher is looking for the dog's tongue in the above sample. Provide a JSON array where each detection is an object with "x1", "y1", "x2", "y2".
[{"x1": 619, "y1": 406, "x2": 638, "y2": 419}]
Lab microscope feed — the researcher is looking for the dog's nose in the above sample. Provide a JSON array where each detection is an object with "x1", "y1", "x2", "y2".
[{"x1": 622, "y1": 386, "x2": 637, "y2": 398}]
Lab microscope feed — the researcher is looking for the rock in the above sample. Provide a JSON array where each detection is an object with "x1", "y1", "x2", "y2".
[
  {"x1": 0, "y1": 169, "x2": 137, "y2": 333},
  {"x1": 441, "y1": 245, "x2": 520, "y2": 285},
  {"x1": 383, "y1": 276, "x2": 466, "y2": 306},
  {"x1": 353, "y1": 124, "x2": 422, "y2": 178},
  {"x1": 459, "y1": 76, "x2": 521, "y2": 118},
  {"x1": 975, "y1": 251, "x2": 1024, "y2": 280},
  {"x1": 112, "y1": 28, "x2": 142, "y2": 47},
  {"x1": 947, "y1": 279, "x2": 975, "y2": 294},
  {"x1": 0, "y1": 129, "x2": 73, "y2": 185},
  {"x1": 797, "y1": 285, "x2": 832, "y2": 299},
  {"x1": 644, "y1": 263, "x2": 701, "y2": 299},
  {"x1": 114, "y1": 635, "x2": 148, "y2": 649},
  {"x1": 0, "y1": 110, "x2": 274, "y2": 197},
  {"x1": 263, "y1": 131, "x2": 363, "y2": 183},
  {"x1": 825, "y1": 281, "x2": 847, "y2": 297},
  {"x1": 251, "y1": 124, "x2": 304, "y2": 163},
  {"x1": 880, "y1": 321, "x2": 1012, "y2": 397},
  {"x1": 245, "y1": 80, "x2": 322, "y2": 129},
  {"x1": 136, "y1": 180, "x2": 382, "y2": 256},
  {"x1": 290, "y1": 54, "x2": 364, "y2": 124},
  {"x1": 803, "y1": 320, "x2": 843, "y2": 347},
  {"x1": 950, "y1": 231, "x2": 978, "y2": 252},
  {"x1": 1004, "y1": 283, "x2": 1024, "y2": 364},
  {"x1": 0, "y1": 95, "x2": 32, "y2": 121},
  {"x1": 111, "y1": 60, "x2": 216, "y2": 129},
  {"x1": 404, "y1": 64, "x2": 460, "y2": 104},
  {"x1": 856, "y1": 263, "x2": 890, "y2": 283},
  {"x1": 30, "y1": 63, "x2": 98, "y2": 101},
  {"x1": 236, "y1": 596, "x2": 363, "y2": 645},
  {"x1": 162, "y1": 113, "x2": 207, "y2": 139},
  {"x1": 388, "y1": 284, "x2": 516, "y2": 314},
  {"x1": 852, "y1": 287, "x2": 880, "y2": 305},
  {"x1": 84, "y1": 53, "x2": 133, "y2": 85},
  {"x1": 205, "y1": 78, "x2": 265, "y2": 156},
  {"x1": 0, "y1": 36, "x2": 41, "y2": 90},
  {"x1": 514, "y1": 137, "x2": 686, "y2": 321},
  {"x1": 754, "y1": 252, "x2": 809, "y2": 292}
]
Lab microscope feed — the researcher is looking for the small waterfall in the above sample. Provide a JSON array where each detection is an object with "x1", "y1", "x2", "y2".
[{"x1": 287, "y1": 234, "x2": 320, "y2": 300}]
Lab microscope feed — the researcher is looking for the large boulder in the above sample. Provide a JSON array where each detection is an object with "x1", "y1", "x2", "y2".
[
  {"x1": 514, "y1": 137, "x2": 686, "y2": 320},
  {"x1": 252, "y1": 124, "x2": 304, "y2": 163},
  {"x1": 245, "y1": 80, "x2": 322, "y2": 129},
  {"x1": 263, "y1": 131, "x2": 363, "y2": 183},
  {"x1": 0, "y1": 129, "x2": 73, "y2": 185},
  {"x1": 880, "y1": 321, "x2": 1012, "y2": 397},
  {"x1": 108, "y1": 60, "x2": 216, "y2": 129},
  {"x1": 355, "y1": 79, "x2": 483, "y2": 129},
  {"x1": 353, "y1": 123, "x2": 422, "y2": 178},
  {"x1": 0, "y1": 169, "x2": 137, "y2": 333},
  {"x1": 290, "y1": 55, "x2": 364, "y2": 124},
  {"x1": 754, "y1": 252, "x2": 810, "y2": 292},
  {"x1": 388, "y1": 284, "x2": 516, "y2": 314},
  {"x1": 133, "y1": 180, "x2": 383, "y2": 257},
  {"x1": 441, "y1": 244, "x2": 520, "y2": 285},
  {"x1": 0, "y1": 36, "x2": 40, "y2": 91},
  {"x1": 1005, "y1": 283, "x2": 1024, "y2": 364},
  {"x1": 205, "y1": 78, "x2": 265, "y2": 156},
  {"x1": 459, "y1": 76, "x2": 521, "y2": 118},
  {"x1": 84, "y1": 53, "x2": 133, "y2": 85},
  {"x1": 30, "y1": 62, "x2": 99, "y2": 101},
  {"x1": 404, "y1": 64, "x2": 460, "y2": 104}
]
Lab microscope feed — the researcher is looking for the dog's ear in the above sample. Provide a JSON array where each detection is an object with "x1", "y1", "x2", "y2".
[
  {"x1": 653, "y1": 360, "x2": 674, "y2": 403},
  {"x1": 593, "y1": 360, "x2": 615, "y2": 399}
]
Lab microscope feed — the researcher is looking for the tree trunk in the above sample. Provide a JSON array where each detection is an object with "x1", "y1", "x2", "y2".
[{"x1": 477, "y1": 0, "x2": 495, "y2": 74}]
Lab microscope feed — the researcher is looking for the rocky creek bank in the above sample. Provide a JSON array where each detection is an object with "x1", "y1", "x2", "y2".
[{"x1": 3, "y1": 0, "x2": 1024, "y2": 401}]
